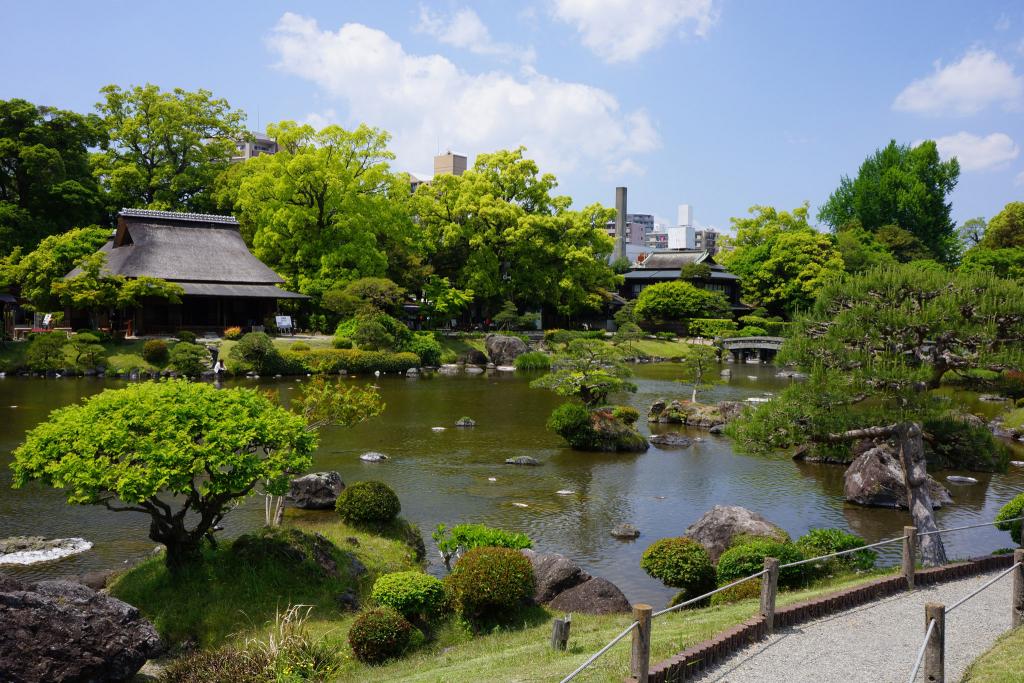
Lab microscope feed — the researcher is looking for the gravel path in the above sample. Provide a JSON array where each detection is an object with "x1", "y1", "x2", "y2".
[{"x1": 692, "y1": 570, "x2": 1014, "y2": 683}]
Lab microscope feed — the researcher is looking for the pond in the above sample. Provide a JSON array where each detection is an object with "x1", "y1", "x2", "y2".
[{"x1": 1, "y1": 364, "x2": 1022, "y2": 608}]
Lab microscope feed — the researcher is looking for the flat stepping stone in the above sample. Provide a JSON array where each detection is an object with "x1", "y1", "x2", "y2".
[
  {"x1": 359, "y1": 452, "x2": 389, "y2": 462},
  {"x1": 610, "y1": 524, "x2": 640, "y2": 539},
  {"x1": 506, "y1": 456, "x2": 541, "y2": 466}
]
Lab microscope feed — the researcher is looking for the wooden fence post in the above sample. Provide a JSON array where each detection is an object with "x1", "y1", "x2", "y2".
[
  {"x1": 903, "y1": 526, "x2": 917, "y2": 590},
  {"x1": 1013, "y1": 549, "x2": 1024, "y2": 629},
  {"x1": 551, "y1": 614, "x2": 571, "y2": 650},
  {"x1": 924, "y1": 603, "x2": 945, "y2": 683},
  {"x1": 760, "y1": 557, "x2": 780, "y2": 634},
  {"x1": 630, "y1": 604, "x2": 652, "y2": 683}
]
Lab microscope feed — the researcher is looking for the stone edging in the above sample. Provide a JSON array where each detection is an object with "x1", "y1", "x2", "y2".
[{"x1": 640, "y1": 553, "x2": 1014, "y2": 683}]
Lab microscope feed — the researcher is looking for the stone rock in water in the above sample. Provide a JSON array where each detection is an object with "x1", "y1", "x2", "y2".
[
  {"x1": 464, "y1": 349, "x2": 489, "y2": 366},
  {"x1": 684, "y1": 505, "x2": 789, "y2": 563},
  {"x1": 945, "y1": 475, "x2": 978, "y2": 485},
  {"x1": 610, "y1": 523, "x2": 641, "y2": 539},
  {"x1": 843, "y1": 443, "x2": 952, "y2": 509},
  {"x1": 0, "y1": 536, "x2": 92, "y2": 565},
  {"x1": 521, "y1": 549, "x2": 592, "y2": 603},
  {"x1": 1011, "y1": 461, "x2": 1024, "y2": 467},
  {"x1": 286, "y1": 471, "x2": 345, "y2": 509},
  {"x1": 548, "y1": 577, "x2": 631, "y2": 614},
  {"x1": 0, "y1": 573, "x2": 162, "y2": 682},
  {"x1": 505, "y1": 455, "x2": 541, "y2": 466},
  {"x1": 359, "y1": 451, "x2": 389, "y2": 462},
  {"x1": 649, "y1": 433, "x2": 693, "y2": 448},
  {"x1": 484, "y1": 334, "x2": 529, "y2": 366},
  {"x1": 455, "y1": 417, "x2": 476, "y2": 427}
]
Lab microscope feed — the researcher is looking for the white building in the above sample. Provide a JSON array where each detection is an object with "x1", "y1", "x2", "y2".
[{"x1": 232, "y1": 132, "x2": 278, "y2": 162}]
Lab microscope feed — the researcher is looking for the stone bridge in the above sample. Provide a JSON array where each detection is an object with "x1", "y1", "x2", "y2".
[{"x1": 719, "y1": 336, "x2": 785, "y2": 363}]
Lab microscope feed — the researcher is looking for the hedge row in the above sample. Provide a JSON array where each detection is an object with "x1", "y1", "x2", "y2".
[{"x1": 280, "y1": 349, "x2": 421, "y2": 375}]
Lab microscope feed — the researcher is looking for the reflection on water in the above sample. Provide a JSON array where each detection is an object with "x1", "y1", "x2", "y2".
[{"x1": 1, "y1": 364, "x2": 1022, "y2": 607}]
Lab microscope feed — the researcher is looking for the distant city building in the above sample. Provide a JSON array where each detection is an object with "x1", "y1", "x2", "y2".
[
  {"x1": 232, "y1": 132, "x2": 278, "y2": 162},
  {"x1": 605, "y1": 213, "x2": 654, "y2": 246},
  {"x1": 409, "y1": 173, "x2": 429, "y2": 193},
  {"x1": 677, "y1": 204, "x2": 693, "y2": 228},
  {"x1": 434, "y1": 152, "x2": 467, "y2": 177},
  {"x1": 645, "y1": 230, "x2": 668, "y2": 249},
  {"x1": 694, "y1": 228, "x2": 719, "y2": 255}
]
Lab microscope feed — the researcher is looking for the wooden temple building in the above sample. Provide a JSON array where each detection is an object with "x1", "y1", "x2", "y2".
[{"x1": 66, "y1": 208, "x2": 305, "y2": 335}]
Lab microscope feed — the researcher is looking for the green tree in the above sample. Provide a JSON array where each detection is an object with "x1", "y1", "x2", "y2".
[
  {"x1": 958, "y1": 217, "x2": 986, "y2": 249},
  {"x1": 3, "y1": 226, "x2": 110, "y2": 310},
  {"x1": 634, "y1": 280, "x2": 730, "y2": 323},
  {"x1": 980, "y1": 202, "x2": 1024, "y2": 249},
  {"x1": 11, "y1": 378, "x2": 383, "y2": 571},
  {"x1": 818, "y1": 140, "x2": 960, "y2": 263},
  {"x1": 492, "y1": 301, "x2": 521, "y2": 330},
  {"x1": 531, "y1": 339, "x2": 635, "y2": 406},
  {"x1": 422, "y1": 275, "x2": 474, "y2": 324},
  {"x1": 68, "y1": 332, "x2": 105, "y2": 370},
  {"x1": 225, "y1": 121, "x2": 418, "y2": 303},
  {"x1": 612, "y1": 321, "x2": 643, "y2": 355},
  {"x1": 411, "y1": 147, "x2": 620, "y2": 318},
  {"x1": 677, "y1": 344, "x2": 720, "y2": 402},
  {"x1": 322, "y1": 277, "x2": 406, "y2": 317},
  {"x1": 835, "y1": 221, "x2": 897, "y2": 274},
  {"x1": 959, "y1": 246, "x2": 1024, "y2": 280},
  {"x1": 679, "y1": 262, "x2": 712, "y2": 280},
  {"x1": 719, "y1": 204, "x2": 845, "y2": 316},
  {"x1": 0, "y1": 98, "x2": 104, "y2": 253},
  {"x1": 92, "y1": 84, "x2": 246, "y2": 212}
]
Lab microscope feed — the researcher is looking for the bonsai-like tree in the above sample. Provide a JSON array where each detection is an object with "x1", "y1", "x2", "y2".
[
  {"x1": 11, "y1": 377, "x2": 383, "y2": 572},
  {"x1": 531, "y1": 339, "x2": 635, "y2": 406},
  {"x1": 731, "y1": 264, "x2": 1024, "y2": 565},
  {"x1": 677, "y1": 344, "x2": 720, "y2": 402},
  {"x1": 612, "y1": 322, "x2": 643, "y2": 355}
]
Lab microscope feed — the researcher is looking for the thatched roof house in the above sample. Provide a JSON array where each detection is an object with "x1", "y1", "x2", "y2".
[{"x1": 67, "y1": 208, "x2": 305, "y2": 334}]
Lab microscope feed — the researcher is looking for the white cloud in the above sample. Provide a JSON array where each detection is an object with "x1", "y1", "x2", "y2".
[
  {"x1": 893, "y1": 49, "x2": 1024, "y2": 116},
  {"x1": 267, "y1": 13, "x2": 658, "y2": 177},
  {"x1": 551, "y1": 0, "x2": 719, "y2": 63},
  {"x1": 415, "y1": 6, "x2": 534, "y2": 63},
  {"x1": 930, "y1": 132, "x2": 1020, "y2": 171}
]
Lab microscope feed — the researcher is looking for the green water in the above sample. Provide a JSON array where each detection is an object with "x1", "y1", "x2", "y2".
[{"x1": 1, "y1": 365, "x2": 1022, "y2": 607}]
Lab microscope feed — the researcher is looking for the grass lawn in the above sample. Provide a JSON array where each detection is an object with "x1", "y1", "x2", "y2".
[
  {"x1": 962, "y1": 626, "x2": 1024, "y2": 682},
  {"x1": 436, "y1": 335, "x2": 487, "y2": 364},
  {"x1": 630, "y1": 338, "x2": 699, "y2": 358}
]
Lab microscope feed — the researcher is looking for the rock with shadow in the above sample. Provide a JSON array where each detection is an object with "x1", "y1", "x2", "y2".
[{"x1": 286, "y1": 471, "x2": 345, "y2": 509}]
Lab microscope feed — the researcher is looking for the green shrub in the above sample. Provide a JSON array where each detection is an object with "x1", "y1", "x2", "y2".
[
  {"x1": 142, "y1": 339, "x2": 169, "y2": 365},
  {"x1": 432, "y1": 523, "x2": 532, "y2": 569},
  {"x1": 228, "y1": 332, "x2": 280, "y2": 374},
  {"x1": 641, "y1": 538, "x2": 716, "y2": 606},
  {"x1": 282, "y1": 349, "x2": 420, "y2": 375},
  {"x1": 26, "y1": 332, "x2": 68, "y2": 371},
  {"x1": 371, "y1": 571, "x2": 447, "y2": 622},
  {"x1": 444, "y1": 547, "x2": 534, "y2": 621},
  {"x1": 332, "y1": 337, "x2": 353, "y2": 350},
  {"x1": 709, "y1": 577, "x2": 762, "y2": 606},
  {"x1": 717, "y1": 539, "x2": 806, "y2": 588},
  {"x1": 736, "y1": 325, "x2": 768, "y2": 337},
  {"x1": 547, "y1": 401, "x2": 594, "y2": 445},
  {"x1": 159, "y1": 646, "x2": 272, "y2": 683},
  {"x1": 655, "y1": 331, "x2": 676, "y2": 340},
  {"x1": 612, "y1": 405, "x2": 640, "y2": 426},
  {"x1": 404, "y1": 332, "x2": 441, "y2": 366},
  {"x1": 686, "y1": 318, "x2": 738, "y2": 337},
  {"x1": 795, "y1": 528, "x2": 876, "y2": 573},
  {"x1": 923, "y1": 415, "x2": 1010, "y2": 472},
  {"x1": 290, "y1": 341, "x2": 311, "y2": 352},
  {"x1": 176, "y1": 330, "x2": 196, "y2": 343},
  {"x1": 543, "y1": 329, "x2": 605, "y2": 346},
  {"x1": 169, "y1": 342, "x2": 210, "y2": 376},
  {"x1": 336, "y1": 481, "x2": 401, "y2": 526},
  {"x1": 69, "y1": 332, "x2": 106, "y2": 370},
  {"x1": 353, "y1": 317, "x2": 394, "y2": 351},
  {"x1": 347, "y1": 607, "x2": 414, "y2": 664},
  {"x1": 996, "y1": 493, "x2": 1024, "y2": 544},
  {"x1": 514, "y1": 351, "x2": 551, "y2": 371}
]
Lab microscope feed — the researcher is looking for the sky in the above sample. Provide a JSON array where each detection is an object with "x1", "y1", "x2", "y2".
[{"x1": 3, "y1": 1, "x2": 1023, "y2": 233}]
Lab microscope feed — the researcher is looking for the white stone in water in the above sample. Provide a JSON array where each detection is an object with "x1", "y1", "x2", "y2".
[
  {"x1": 556, "y1": 490, "x2": 575, "y2": 495},
  {"x1": 946, "y1": 475, "x2": 979, "y2": 484},
  {"x1": 432, "y1": 426, "x2": 446, "y2": 432},
  {"x1": 512, "y1": 502, "x2": 529, "y2": 508},
  {"x1": 488, "y1": 477, "x2": 497, "y2": 482},
  {"x1": 360, "y1": 452, "x2": 389, "y2": 462},
  {"x1": 746, "y1": 396, "x2": 770, "y2": 403},
  {"x1": 1012, "y1": 461, "x2": 1024, "y2": 467}
]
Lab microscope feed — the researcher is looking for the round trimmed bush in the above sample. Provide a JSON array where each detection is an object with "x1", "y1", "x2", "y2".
[
  {"x1": 444, "y1": 547, "x2": 535, "y2": 620},
  {"x1": 169, "y1": 342, "x2": 210, "y2": 376},
  {"x1": 175, "y1": 330, "x2": 196, "y2": 343},
  {"x1": 716, "y1": 538, "x2": 806, "y2": 589},
  {"x1": 795, "y1": 528, "x2": 876, "y2": 573},
  {"x1": 405, "y1": 332, "x2": 441, "y2": 366},
  {"x1": 142, "y1": 339, "x2": 169, "y2": 365},
  {"x1": 640, "y1": 538, "x2": 716, "y2": 605},
  {"x1": 336, "y1": 481, "x2": 401, "y2": 525},
  {"x1": 996, "y1": 493, "x2": 1024, "y2": 544},
  {"x1": 333, "y1": 337, "x2": 353, "y2": 350},
  {"x1": 709, "y1": 577, "x2": 763, "y2": 606},
  {"x1": 371, "y1": 571, "x2": 447, "y2": 622},
  {"x1": 347, "y1": 607, "x2": 413, "y2": 664}
]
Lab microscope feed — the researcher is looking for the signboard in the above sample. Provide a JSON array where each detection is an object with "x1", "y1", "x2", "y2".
[{"x1": 275, "y1": 315, "x2": 292, "y2": 329}]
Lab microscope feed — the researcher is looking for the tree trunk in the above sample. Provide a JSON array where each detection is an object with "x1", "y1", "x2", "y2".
[{"x1": 894, "y1": 422, "x2": 947, "y2": 566}]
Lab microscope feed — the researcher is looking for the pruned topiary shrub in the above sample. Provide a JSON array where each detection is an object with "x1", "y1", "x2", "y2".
[
  {"x1": 347, "y1": 607, "x2": 414, "y2": 664},
  {"x1": 176, "y1": 330, "x2": 197, "y2": 343},
  {"x1": 444, "y1": 547, "x2": 535, "y2": 622},
  {"x1": 371, "y1": 571, "x2": 447, "y2": 623},
  {"x1": 612, "y1": 405, "x2": 640, "y2": 426},
  {"x1": 336, "y1": 481, "x2": 401, "y2": 526},
  {"x1": 228, "y1": 332, "x2": 279, "y2": 374},
  {"x1": 404, "y1": 332, "x2": 441, "y2": 367},
  {"x1": 795, "y1": 528, "x2": 876, "y2": 574},
  {"x1": 169, "y1": 342, "x2": 209, "y2": 376},
  {"x1": 716, "y1": 538, "x2": 806, "y2": 589},
  {"x1": 996, "y1": 493, "x2": 1024, "y2": 544},
  {"x1": 142, "y1": 339, "x2": 169, "y2": 365},
  {"x1": 640, "y1": 537, "x2": 716, "y2": 607}
]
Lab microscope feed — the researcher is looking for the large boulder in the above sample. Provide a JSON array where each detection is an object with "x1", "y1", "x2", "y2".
[
  {"x1": 463, "y1": 349, "x2": 489, "y2": 366},
  {"x1": 684, "y1": 505, "x2": 789, "y2": 563},
  {"x1": 286, "y1": 471, "x2": 344, "y2": 510},
  {"x1": 844, "y1": 443, "x2": 953, "y2": 509},
  {"x1": 521, "y1": 549, "x2": 591, "y2": 603},
  {"x1": 485, "y1": 334, "x2": 529, "y2": 366},
  {"x1": 0, "y1": 573, "x2": 162, "y2": 682},
  {"x1": 548, "y1": 577, "x2": 631, "y2": 614},
  {"x1": 647, "y1": 399, "x2": 744, "y2": 429}
]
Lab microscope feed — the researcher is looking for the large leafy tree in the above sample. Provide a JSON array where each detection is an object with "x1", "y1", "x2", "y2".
[
  {"x1": 719, "y1": 204, "x2": 845, "y2": 316},
  {"x1": 2, "y1": 226, "x2": 111, "y2": 310},
  {"x1": 91, "y1": 84, "x2": 246, "y2": 212},
  {"x1": 0, "y1": 99, "x2": 105, "y2": 253},
  {"x1": 410, "y1": 147, "x2": 619, "y2": 319},
  {"x1": 634, "y1": 279, "x2": 730, "y2": 322},
  {"x1": 818, "y1": 140, "x2": 960, "y2": 263},
  {"x1": 730, "y1": 265, "x2": 1024, "y2": 564},
  {"x1": 224, "y1": 121, "x2": 419, "y2": 302},
  {"x1": 12, "y1": 378, "x2": 383, "y2": 571},
  {"x1": 834, "y1": 220, "x2": 897, "y2": 274},
  {"x1": 979, "y1": 202, "x2": 1024, "y2": 249},
  {"x1": 959, "y1": 203, "x2": 1024, "y2": 280}
]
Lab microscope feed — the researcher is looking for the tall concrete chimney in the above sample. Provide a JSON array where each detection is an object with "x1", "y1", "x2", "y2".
[{"x1": 614, "y1": 186, "x2": 628, "y2": 260}]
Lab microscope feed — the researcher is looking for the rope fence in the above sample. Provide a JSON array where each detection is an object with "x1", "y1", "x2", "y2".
[{"x1": 558, "y1": 512, "x2": 1024, "y2": 683}]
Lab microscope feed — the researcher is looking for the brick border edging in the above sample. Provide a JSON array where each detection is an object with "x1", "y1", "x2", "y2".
[{"x1": 639, "y1": 553, "x2": 1014, "y2": 683}]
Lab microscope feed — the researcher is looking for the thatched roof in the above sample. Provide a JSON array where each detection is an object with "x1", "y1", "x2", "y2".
[{"x1": 67, "y1": 209, "x2": 306, "y2": 299}]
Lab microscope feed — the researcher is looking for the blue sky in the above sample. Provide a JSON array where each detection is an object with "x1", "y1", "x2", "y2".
[{"x1": 3, "y1": 1, "x2": 1023, "y2": 232}]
